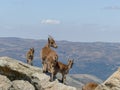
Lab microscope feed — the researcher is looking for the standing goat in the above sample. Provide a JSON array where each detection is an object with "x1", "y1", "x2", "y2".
[
  {"x1": 40, "y1": 36, "x2": 58, "y2": 73},
  {"x1": 26, "y1": 48, "x2": 35, "y2": 65},
  {"x1": 49, "y1": 59, "x2": 74, "y2": 84}
]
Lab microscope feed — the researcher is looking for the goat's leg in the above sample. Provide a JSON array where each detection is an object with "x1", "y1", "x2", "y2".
[
  {"x1": 61, "y1": 74, "x2": 64, "y2": 83},
  {"x1": 28, "y1": 59, "x2": 32, "y2": 66},
  {"x1": 50, "y1": 73, "x2": 54, "y2": 82},
  {"x1": 62, "y1": 74, "x2": 66, "y2": 84},
  {"x1": 30, "y1": 60, "x2": 33, "y2": 66},
  {"x1": 53, "y1": 72, "x2": 57, "y2": 79},
  {"x1": 42, "y1": 60, "x2": 46, "y2": 73},
  {"x1": 63, "y1": 75, "x2": 66, "y2": 84},
  {"x1": 27, "y1": 59, "x2": 31, "y2": 65},
  {"x1": 45, "y1": 62, "x2": 49, "y2": 73},
  {"x1": 49, "y1": 66, "x2": 56, "y2": 82},
  {"x1": 43, "y1": 63, "x2": 47, "y2": 73},
  {"x1": 27, "y1": 58, "x2": 31, "y2": 64},
  {"x1": 27, "y1": 59, "x2": 28, "y2": 64}
]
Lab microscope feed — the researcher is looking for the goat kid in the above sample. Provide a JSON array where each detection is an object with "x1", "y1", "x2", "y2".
[
  {"x1": 49, "y1": 59, "x2": 74, "y2": 84},
  {"x1": 26, "y1": 48, "x2": 35, "y2": 65}
]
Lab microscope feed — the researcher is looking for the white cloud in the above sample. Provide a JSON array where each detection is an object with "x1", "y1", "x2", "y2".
[{"x1": 41, "y1": 19, "x2": 61, "y2": 24}]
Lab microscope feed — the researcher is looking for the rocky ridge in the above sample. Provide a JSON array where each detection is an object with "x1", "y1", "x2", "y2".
[
  {"x1": 95, "y1": 68, "x2": 120, "y2": 90},
  {"x1": 0, "y1": 57, "x2": 76, "y2": 90}
]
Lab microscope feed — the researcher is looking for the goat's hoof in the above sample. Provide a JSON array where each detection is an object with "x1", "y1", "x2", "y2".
[
  {"x1": 43, "y1": 71, "x2": 48, "y2": 73},
  {"x1": 64, "y1": 82, "x2": 67, "y2": 85},
  {"x1": 43, "y1": 70, "x2": 48, "y2": 73},
  {"x1": 49, "y1": 79, "x2": 53, "y2": 82},
  {"x1": 46, "y1": 71, "x2": 48, "y2": 73},
  {"x1": 43, "y1": 71, "x2": 46, "y2": 73},
  {"x1": 61, "y1": 80, "x2": 63, "y2": 83}
]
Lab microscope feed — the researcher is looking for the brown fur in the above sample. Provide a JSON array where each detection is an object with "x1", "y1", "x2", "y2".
[
  {"x1": 48, "y1": 59, "x2": 74, "y2": 83},
  {"x1": 40, "y1": 36, "x2": 58, "y2": 73},
  {"x1": 82, "y1": 82, "x2": 98, "y2": 90},
  {"x1": 26, "y1": 48, "x2": 34, "y2": 65}
]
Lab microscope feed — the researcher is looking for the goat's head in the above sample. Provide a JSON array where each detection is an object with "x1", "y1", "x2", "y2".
[
  {"x1": 68, "y1": 59, "x2": 74, "y2": 69},
  {"x1": 48, "y1": 35, "x2": 57, "y2": 48},
  {"x1": 30, "y1": 48, "x2": 34, "y2": 54}
]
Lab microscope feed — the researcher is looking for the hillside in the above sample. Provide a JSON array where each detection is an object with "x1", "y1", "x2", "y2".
[{"x1": 0, "y1": 37, "x2": 120, "y2": 80}]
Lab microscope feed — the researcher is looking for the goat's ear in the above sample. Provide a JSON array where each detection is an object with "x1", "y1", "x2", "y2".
[
  {"x1": 48, "y1": 35, "x2": 51, "y2": 40},
  {"x1": 32, "y1": 48, "x2": 35, "y2": 53},
  {"x1": 48, "y1": 37, "x2": 50, "y2": 43},
  {"x1": 48, "y1": 35, "x2": 54, "y2": 41},
  {"x1": 48, "y1": 35, "x2": 53, "y2": 39},
  {"x1": 30, "y1": 48, "x2": 34, "y2": 50}
]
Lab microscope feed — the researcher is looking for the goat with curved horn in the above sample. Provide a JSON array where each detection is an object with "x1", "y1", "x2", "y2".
[{"x1": 26, "y1": 48, "x2": 35, "y2": 65}]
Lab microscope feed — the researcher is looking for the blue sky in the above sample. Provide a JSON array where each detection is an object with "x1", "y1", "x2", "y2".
[{"x1": 0, "y1": 0, "x2": 120, "y2": 42}]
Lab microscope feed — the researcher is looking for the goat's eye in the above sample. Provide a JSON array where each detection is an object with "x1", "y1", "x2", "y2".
[{"x1": 51, "y1": 42, "x2": 53, "y2": 44}]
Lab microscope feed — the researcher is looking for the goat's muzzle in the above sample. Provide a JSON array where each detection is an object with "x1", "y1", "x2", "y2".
[{"x1": 54, "y1": 45, "x2": 58, "y2": 48}]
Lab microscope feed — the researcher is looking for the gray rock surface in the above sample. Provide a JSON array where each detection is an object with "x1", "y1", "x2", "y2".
[
  {"x1": 12, "y1": 80, "x2": 35, "y2": 90},
  {"x1": 95, "y1": 68, "x2": 120, "y2": 90},
  {"x1": 0, "y1": 57, "x2": 76, "y2": 90},
  {"x1": 0, "y1": 75, "x2": 12, "y2": 90}
]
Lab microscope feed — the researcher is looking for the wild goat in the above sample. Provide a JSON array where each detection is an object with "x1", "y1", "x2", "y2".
[
  {"x1": 26, "y1": 48, "x2": 34, "y2": 65},
  {"x1": 82, "y1": 82, "x2": 98, "y2": 90},
  {"x1": 40, "y1": 36, "x2": 58, "y2": 73},
  {"x1": 48, "y1": 59, "x2": 74, "y2": 84}
]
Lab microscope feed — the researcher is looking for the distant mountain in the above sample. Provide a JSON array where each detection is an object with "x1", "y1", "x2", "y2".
[{"x1": 0, "y1": 37, "x2": 120, "y2": 80}]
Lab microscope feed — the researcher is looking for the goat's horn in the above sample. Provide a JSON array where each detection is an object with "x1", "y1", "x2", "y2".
[{"x1": 48, "y1": 35, "x2": 53, "y2": 39}]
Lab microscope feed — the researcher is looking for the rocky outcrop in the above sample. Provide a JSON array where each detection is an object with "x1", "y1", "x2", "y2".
[
  {"x1": 95, "y1": 68, "x2": 120, "y2": 90},
  {"x1": 0, "y1": 75, "x2": 12, "y2": 90},
  {"x1": 12, "y1": 80, "x2": 35, "y2": 90},
  {"x1": 0, "y1": 75, "x2": 36, "y2": 90},
  {"x1": 0, "y1": 57, "x2": 76, "y2": 90}
]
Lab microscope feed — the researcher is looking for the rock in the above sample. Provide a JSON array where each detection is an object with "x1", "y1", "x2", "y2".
[
  {"x1": 0, "y1": 75, "x2": 12, "y2": 90},
  {"x1": 31, "y1": 72, "x2": 76, "y2": 90},
  {"x1": 12, "y1": 80, "x2": 35, "y2": 90},
  {"x1": 0, "y1": 57, "x2": 76, "y2": 90},
  {"x1": 95, "y1": 68, "x2": 120, "y2": 90}
]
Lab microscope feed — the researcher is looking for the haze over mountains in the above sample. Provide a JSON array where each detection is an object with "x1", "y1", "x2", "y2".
[{"x1": 0, "y1": 37, "x2": 120, "y2": 80}]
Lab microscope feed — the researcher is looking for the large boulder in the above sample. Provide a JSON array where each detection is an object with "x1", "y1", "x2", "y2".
[
  {"x1": 0, "y1": 75, "x2": 12, "y2": 90},
  {"x1": 0, "y1": 57, "x2": 76, "y2": 90},
  {"x1": 95, "y1": 68, "x2": 120, "y2": 90},
  {"x1": 12, "y1": 80, "x2": 35, "y2": 90}
]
